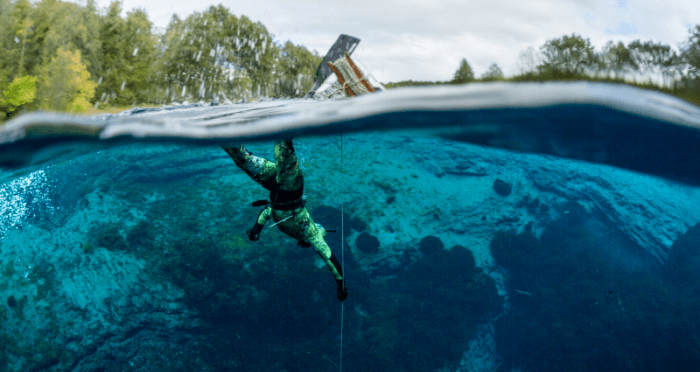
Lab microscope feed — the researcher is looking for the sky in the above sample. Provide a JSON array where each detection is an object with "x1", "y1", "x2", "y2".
[{"x1": 75, "y1": 0, "x2": 699, "y2": 83}]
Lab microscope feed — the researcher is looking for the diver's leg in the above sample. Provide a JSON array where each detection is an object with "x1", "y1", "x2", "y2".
[
  {"x1": 300, "y1": 213, "x2": 348, "y2": 301},
  {"x1": 247, "y1": 207, "x2": 272, "y2": 241},
  {"x1": 222, "y1": 145, "x2": 276, "y2": 186},
  {"x1": 273, "y1": 140, "x2": 304, "y2": 191}
]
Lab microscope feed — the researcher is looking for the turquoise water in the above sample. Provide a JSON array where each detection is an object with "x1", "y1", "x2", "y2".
[{"x1": 2, "y1": 85, "x2": 700, "y2": 371}]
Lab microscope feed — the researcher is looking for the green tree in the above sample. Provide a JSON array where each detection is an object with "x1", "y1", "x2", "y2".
[
  {"x1": 452, "y1": 58, "x2": 474, "y2": 84},
  {"x1": 73, "y1": 0, "x2": 103, "y2": 84},
  {"x1": 600, "y1": 41, "x2": 637, "y2": 79},
  {"x1": 96, "y1": 0, "x2": 127, "y2": 106},
  {"x1": 679, "y1": 25, "x2": 700, "y2": 81},
  {"x1": 516, "y1": 46, "x2": 541, "y2": 75},
  {"x1": 0, "y1": 75, "x2": 37, "y2": 116},
  {"x1": 539, "y1": 34, "x2": 597, "y2": 75},
  {"x1": 0, "y1": 0, "x2": 105, "y2": 113},
  {"x1": 627, "y1": 40, "x2": 677, "y2": 85},
  {"x1": 0, "y1": 0, "x2": 33, "y2": 78},
  {"x1": 36, "y1": 48, "x2": 97, "y2": 113},
  {"x1": 27, "y1": 0, "x2": 93, "y2": 72},
  {"x1": 120, "y1": 8, "x2": 158, "y2": 104},
  {"x1": 274, "y1": 41, "x2": 321, "y2": 97},
  {"x1": 95, "y1": 1, "x2": 158, "y2": 106},
  {"x1": 157, "y1": 5, "x2": 278, "y2": 102},
  {"x1": 480, "y1": 63, "x2": 504, "y2": 81}
]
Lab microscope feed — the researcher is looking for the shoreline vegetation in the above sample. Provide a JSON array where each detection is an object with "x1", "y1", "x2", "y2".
[{"x1": 1, "y1": 0, "x2": 699, "y2": 121}]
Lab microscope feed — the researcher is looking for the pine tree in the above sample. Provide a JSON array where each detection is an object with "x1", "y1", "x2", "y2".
[{"x1": 452, "y1": 58, "x2": 474, "y2": 84}]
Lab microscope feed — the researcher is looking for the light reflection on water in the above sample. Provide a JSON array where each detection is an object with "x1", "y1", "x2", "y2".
[{"x1": 0, "y1": 169, "x2": 54, "y2": 239}]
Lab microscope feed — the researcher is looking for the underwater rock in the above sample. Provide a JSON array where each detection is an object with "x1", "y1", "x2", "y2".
[
  {"x1": 360, "y1": 244, "x2": 500, "y2": 371},
  {"x1": 312, "y1": 205, "x2": 366, "y2": 238},
  {"x1": 497, "y1": 214, "x2": 520, "y2": 224},
  {"x1": 0, "y1": 224, "x2": 203, "y2": 372},
  {"x1": 491, "y1": 219, "x2": 700, "y2": 372},
  {"x1": 665, "y1": 222, "x2": 700, "y2": 291},
  {"x1": 490, "y1": 230, "x2": 540, "y2": 270},
  {"x1": 527, "y1": 161, "x2": 700, "y2": 264},
  {"x1": 1, "y1": 132, "x2": 698, "y2": 371},
  {"x1": 6, "y1": 295, "x2": 17, "y2": 308},
  {"x1": 356, "y1": 232, "x2": 380, "y2": 253},
  {"x1": 516, "y1": 195, "x2": 544, "y2": 215},
  {"x1": 492, "y1": 179, "x2": 512, "y2": 196},
  {"x1": 419, "y1": 235, "x2": 444, "y2": 255}
]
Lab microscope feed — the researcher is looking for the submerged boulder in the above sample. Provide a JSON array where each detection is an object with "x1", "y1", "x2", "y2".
[
  {"x1": 356, "y1": 232, "x2": 380, "y2": 253},
  {"x1": 666, "y1": 222, "x2": 700, "y2": 292},
  {"x1": 493, "y1": 178, "x2": 512, "y2": 196},
  {"x1": 419, "y1": 235, "x2": 444, "y2": 255}
]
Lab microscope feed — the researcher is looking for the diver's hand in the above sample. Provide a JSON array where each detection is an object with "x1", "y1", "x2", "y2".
[
  {"x1": 336, "y1": 279, "x2": 348, "y2": 301},
  {"x1": 246, "y1": 223, "x2": 263, "y2": 241}
]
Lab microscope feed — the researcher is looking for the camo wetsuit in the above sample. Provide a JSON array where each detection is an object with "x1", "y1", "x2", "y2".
[{"x1": 223, "y1": 140, "x2": 347, "y2": 300}]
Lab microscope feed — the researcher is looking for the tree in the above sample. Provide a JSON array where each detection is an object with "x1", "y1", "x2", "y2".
[
  {"x1": 95, "y1": 2, "x2": 158, "y2": 106},
  {"x1": 274, "y1": 41, "x2": 322, "y2": 97},
  {"x1": 452, "y1": 58, "x2": 474, "y2": 84},
  {"x1": 0, "y1": 0, "x2": 107, "y2": 113},
  {"x1": 72, "y1": 0, "x2": 104, "y2": 84},
  {"x1": 36, "y1": 48, "x2": 97, "y2": 113},
  {"x1": 157, "y1": 5, "x2": 279, "y2": 102},
  {"x1": 480, "y1": 63, "x2": 504, "y2": 81},
  {"x1": 121, "y1": 8, "x2": 158, "y2": 104},
  {"x1": 28, "y1": 0, "x2": 96, "y2": 73},
  {"x1": 679, "y1": 25, "x2": 700, "y2": 81},
  {"x1": 516, "y1": 46, "x2": 542, "y2": 75},
  {"x1": 0, "y1": 75, "x2": 37, "y2": 116},
  {"x1": 600, "y1": 41, "x2": 637, "y2": 80},
  {"x1": 539, "y1": 34, "x2": 597, "y2": 75},
  {"x1": 0, "y1": 0, "x2": 33, "y2": 79},
  {"x1": 627, "y1": 40, "x2": 678, "y2": 86}
]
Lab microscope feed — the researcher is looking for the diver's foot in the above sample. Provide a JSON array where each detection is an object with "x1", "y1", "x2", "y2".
[
  {"x1": 246, "y1": 223, "x2": 263, "y2": 241},
  {"x1": 336, "y1": 279, "x2": 348, "y2": 301}
]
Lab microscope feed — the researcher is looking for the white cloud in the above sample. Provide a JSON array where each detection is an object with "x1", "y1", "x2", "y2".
[{"x1": 73, "y1": 0, "x2": 699, "y2": 82}]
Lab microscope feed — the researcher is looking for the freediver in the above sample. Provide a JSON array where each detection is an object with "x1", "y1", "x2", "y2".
[
  {"x1": 221, "y1": 51, "x2": 380, "y2": 301},
  {"x1": 222, "y1": 140, "x2": 348, "y2": 301}
]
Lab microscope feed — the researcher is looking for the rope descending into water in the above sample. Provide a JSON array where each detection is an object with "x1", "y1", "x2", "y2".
[{"x1": 339, "y1": 133, "x2": 345, "y2": 372}]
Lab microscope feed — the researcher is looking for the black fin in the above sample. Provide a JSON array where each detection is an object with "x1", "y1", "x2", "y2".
[{"x1": 304, "y1": 34, "x2": 361, "y2": 98}]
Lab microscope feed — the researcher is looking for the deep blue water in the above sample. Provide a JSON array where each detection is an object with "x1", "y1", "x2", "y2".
[{"x1": 2, "y1": 85, "x2": 700, "y2": 371}]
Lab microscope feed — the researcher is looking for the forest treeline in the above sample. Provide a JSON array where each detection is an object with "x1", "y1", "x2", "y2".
[
  {"x1": 386, "y1": 30, "x2": 700, "y2": 107},
  {"x1": 1, "y1": 0, "x2": 699, "y2": 119},
  {"x1": 0, "y1": 0, "x2": 321, "y2": 118}
]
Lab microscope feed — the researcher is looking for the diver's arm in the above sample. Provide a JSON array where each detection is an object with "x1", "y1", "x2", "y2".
[
  {"x1": 221, "y1": 144, "x2": 249, "y2": 167},
  {"x1": 222, "y1": 145, "x2": 276, "y2": 186}
]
